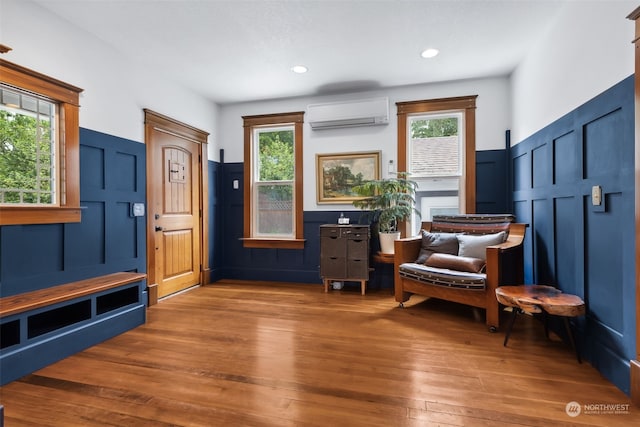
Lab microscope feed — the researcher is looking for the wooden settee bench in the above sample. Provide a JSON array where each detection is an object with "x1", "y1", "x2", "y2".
[
  {"x1": 394, "y1": 214, "x2": 526, "y2": 331},
  {"x1": 0, "y1": 272, "x2": 147, "y2": 385}
]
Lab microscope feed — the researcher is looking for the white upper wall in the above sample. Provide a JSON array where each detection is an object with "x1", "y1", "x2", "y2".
[
  {"x1": 510, "y1": 1, "x2": 635, "y2": 144},
  {"x1": 219, "y1": 76, "x2": 510, "y2": 211},
  {"x1": 1, "y1": 0, "x2": 219, "y2": 154}
]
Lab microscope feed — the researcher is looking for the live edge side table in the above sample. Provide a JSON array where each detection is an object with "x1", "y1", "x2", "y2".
[{"x1": 495, "y1": 285, "x2": 586, "y2": 363}]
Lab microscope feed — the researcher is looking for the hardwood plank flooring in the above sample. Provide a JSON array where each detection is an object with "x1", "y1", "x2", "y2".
[{"x1": 1, "y1": 281, "x2": 638, "y2": 426}]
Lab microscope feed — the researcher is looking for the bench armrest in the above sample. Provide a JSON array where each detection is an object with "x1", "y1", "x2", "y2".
[
  {"x1": 486, "y1": 223, "x2": 527, "y2": 288},
  {"x1": 394, "y1": 236, "x2": 422, "y2": 265}
]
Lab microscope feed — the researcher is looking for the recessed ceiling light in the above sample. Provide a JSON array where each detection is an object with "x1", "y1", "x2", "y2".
[
  {"x1": 291, "y1": 65, "x2": 308, "y2": 74},
  {"x1": 421, "y1": 48, "x2": 439, "y2": 59}
]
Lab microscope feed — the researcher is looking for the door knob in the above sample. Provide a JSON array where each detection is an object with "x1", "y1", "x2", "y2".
[{"x1": 155, "y1": 226, "x2": 164, "y2": 232}]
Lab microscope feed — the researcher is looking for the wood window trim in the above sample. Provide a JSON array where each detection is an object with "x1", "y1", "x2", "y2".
[
  {"x1": 242, "y1": 112, "x2": 305, "y2": 249},
  {"x1": 0, "y1": 59, "x2": 83, "y2": 225},
  {"x1": 396, "y1": 95, "x2": 477, "y2": 235}
]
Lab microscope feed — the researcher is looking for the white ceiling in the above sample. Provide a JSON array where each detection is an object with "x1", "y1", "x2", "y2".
[{"x1": 34, "y1": 0, "x2": 566, "y2": 105}]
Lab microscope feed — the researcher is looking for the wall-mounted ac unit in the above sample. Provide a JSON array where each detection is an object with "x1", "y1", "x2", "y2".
[{"x1": 307, "y1": 97, "x2": 389, "y2": 130}]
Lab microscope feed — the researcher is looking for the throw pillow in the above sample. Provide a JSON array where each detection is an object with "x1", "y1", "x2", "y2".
[
  {"x1": 425, "y1": 253, "x2": 486, "y2": 273},
  {"x1": 457, "y1": 231, "x2": 506, "y2": 261},
  {"x1": 415, "y1": 230, "x2": 459, "y2": 264}
]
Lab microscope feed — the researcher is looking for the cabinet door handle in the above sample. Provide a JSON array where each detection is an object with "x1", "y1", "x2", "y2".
[{"x1": 155, "y1": 226, "x2": 164, "y2": 232}]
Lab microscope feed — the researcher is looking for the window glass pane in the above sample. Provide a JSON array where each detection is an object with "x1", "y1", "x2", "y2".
[
  {"x1": 410, "y1": 115, "x2": 461, "y2": 177},
  {"x1": 408, "y1": 113, "x2": 463, "y2": 235},
  {"x1": 257, "y1": 128, "x2": 294, "y2": 182},
  {"x1": 0, "y1": 84, "x2": 56, "y2": 205},
  {"x1": 256, "y1": 182, "x2": 293, "y2": 236}
]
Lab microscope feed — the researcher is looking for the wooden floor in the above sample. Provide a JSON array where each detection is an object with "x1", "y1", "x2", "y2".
[{"x1": 1, "y1": 281, "x2": 638, "y2": 426}]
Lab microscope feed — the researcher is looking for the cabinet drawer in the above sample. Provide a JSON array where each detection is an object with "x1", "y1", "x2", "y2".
[
  {"x1": 344, "y1": 226, "x2": 369, "y2": 239},
  {"x1": 320, "y1": 237, "x2": 346, "y2": 257},
  {"x1": 347, "y1": 239, "x2": 368, "y2": 259},
  {"x1": 320, "y1": 226, "x2": 343, "y2": 237},
  {"x1": 347, "y1": 259, "x2": 369, "y2": 279},
  {"x1": 320, "y1": 256, "x2": 346, "y2": 278}
]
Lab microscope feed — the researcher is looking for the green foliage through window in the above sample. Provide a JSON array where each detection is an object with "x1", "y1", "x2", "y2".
[
  {"x1": 411, "y1": 117, "x2": 458, "y2": 138},
  {"x1": 0, "y1": 102, "x2": 55, "y2": 204},
  {"x1": 258, "y1": 129, "x2": 294, "y2": 181}
]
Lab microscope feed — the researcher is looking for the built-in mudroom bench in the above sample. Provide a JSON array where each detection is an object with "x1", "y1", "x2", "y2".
[{"x1": 0, "y1": 272, "x2": 147, "y2": 385}]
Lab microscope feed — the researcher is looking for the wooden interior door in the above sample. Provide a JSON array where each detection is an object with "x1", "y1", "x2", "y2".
[{"x1": 145, "y1": 110, "x2": 209, "y2": 302}]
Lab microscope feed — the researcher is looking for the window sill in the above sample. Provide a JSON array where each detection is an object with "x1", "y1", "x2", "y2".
[
  {"x1": 0, "y1": 206, "x2": 81, "y2": 225},
  {"x1": 240, "y1": 238, "x2": 306, "y2": 250}
]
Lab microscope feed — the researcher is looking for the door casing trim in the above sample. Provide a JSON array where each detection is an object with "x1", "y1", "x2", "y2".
[{"x1": 144, "y1": 109, "x2": 209, "y2": 305}]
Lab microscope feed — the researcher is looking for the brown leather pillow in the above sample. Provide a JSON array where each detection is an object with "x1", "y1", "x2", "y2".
[{"x1": 424, "y1": 252, "x2": 486, "y2": 273}]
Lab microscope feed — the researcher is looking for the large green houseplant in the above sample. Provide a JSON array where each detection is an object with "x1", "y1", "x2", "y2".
[{"x1": 351, "y1": 172, "x2": 419, "y2": 254}]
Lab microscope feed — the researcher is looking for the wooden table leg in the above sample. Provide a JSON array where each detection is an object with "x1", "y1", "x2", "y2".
[
  {"x1": 564, "y1": 317, "x2": 581, "y2": 364},
  {"x1": 503, "y1": 308, "x2": 520, "y2": 347}
]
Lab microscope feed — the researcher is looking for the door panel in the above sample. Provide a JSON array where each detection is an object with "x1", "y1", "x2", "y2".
[{"x1": 150, "y1": 131, "x2": 201, "y2": 298}]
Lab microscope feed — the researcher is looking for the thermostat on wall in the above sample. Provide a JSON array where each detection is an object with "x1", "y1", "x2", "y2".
[{"x1": 131, "y1": 202, "x2": 145, "y2": 217}]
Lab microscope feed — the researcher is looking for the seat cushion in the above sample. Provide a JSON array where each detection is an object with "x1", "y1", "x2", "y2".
[{"x1": 399, "y1": 262, "x2": 486, "y2": 290}]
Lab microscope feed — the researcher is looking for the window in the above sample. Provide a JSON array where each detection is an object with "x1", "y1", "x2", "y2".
[
  {"x1": 1, "y1": 85, "x2": 57, "y2": 205},
  {"x1": 242, "y1": 112, "x2": 304, "y2": 249},
  {"x1": 0, "y1": 59, "x2": 83, "y2": 225},
  {"x1": 397, "y1": 96, "x2": 477, "y2": 236}
]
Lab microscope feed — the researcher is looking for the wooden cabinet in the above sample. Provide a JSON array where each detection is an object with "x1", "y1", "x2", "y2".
[{"x1": 320, "y1": 225, "x2": 370, "y2": 295}]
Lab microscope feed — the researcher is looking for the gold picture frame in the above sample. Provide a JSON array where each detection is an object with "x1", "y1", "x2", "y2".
[{"x1": 316, "y1": 151, "x2": 381, "y2": 204}]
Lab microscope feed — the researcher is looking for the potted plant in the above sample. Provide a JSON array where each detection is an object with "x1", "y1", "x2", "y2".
[{"x1": 351, "y1": 172, "x2": 420, "y2": 254}]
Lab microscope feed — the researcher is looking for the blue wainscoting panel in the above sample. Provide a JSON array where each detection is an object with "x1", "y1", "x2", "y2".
[
  {"x1": 532, "y1": 143, "x2": 550, "y2": 189},
  {"x1": 510, "y1": 75, "x2": 635, "y2": 394},
  {"x1": 208, "y1": 161, "x2": 222, "y2": 282},
  {"x1": 553, "y1": 131, "x2": 579, "y2": 185},
  {"x1": 583, "y1": 109, "x2": 624, "y2": 179},
  {"x1": 532, "y1": 198, "x2": 553, "y2": 284},
  {"x1": 554, "y1": 197, "x2": 580, "y2": 297},
  {"x1": 512, "y1": 152, "x2": 530, "y2": 192},
  {"x1": 476, "y1": 149, "x2": 508, "y2": 214},
  {"x1": 1, "y1": 224, "x2": 65, "y2": 293},
  {"x1": 65, "y1": 201, "x2": 106, "y2": 267}
]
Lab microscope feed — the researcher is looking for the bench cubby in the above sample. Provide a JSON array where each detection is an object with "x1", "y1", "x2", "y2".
[{"x1": 0, "y1": 272, "x2": 147, "y2": 385}]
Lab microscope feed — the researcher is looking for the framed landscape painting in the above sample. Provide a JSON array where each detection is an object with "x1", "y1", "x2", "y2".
[{"x1": 316, "y1": 151, "x2": 381, "y2": 203}]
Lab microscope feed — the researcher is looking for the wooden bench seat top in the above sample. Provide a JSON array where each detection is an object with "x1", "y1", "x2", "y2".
[{"x1": 0, "y1": 272, "x2": 146, "y2": 318}]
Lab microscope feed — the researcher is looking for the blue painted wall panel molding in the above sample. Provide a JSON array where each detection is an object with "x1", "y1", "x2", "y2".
[
  {"x1": 476, "y1": 149, "x2": 508, "y2": 214},
  {"x1": 0, "y1": 128, "x2": 146, "y2": 296},
  {"x1": 208, "y1": 161, "x2": 222, "y2": 282},
  {"x1": 510, "y1": 75, "x2": 635, "y2": 394}
]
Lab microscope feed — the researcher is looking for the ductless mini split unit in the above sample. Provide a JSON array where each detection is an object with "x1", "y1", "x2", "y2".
[{"x1": 307, "y1": 97, "x2": 389, "y2": 130}]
